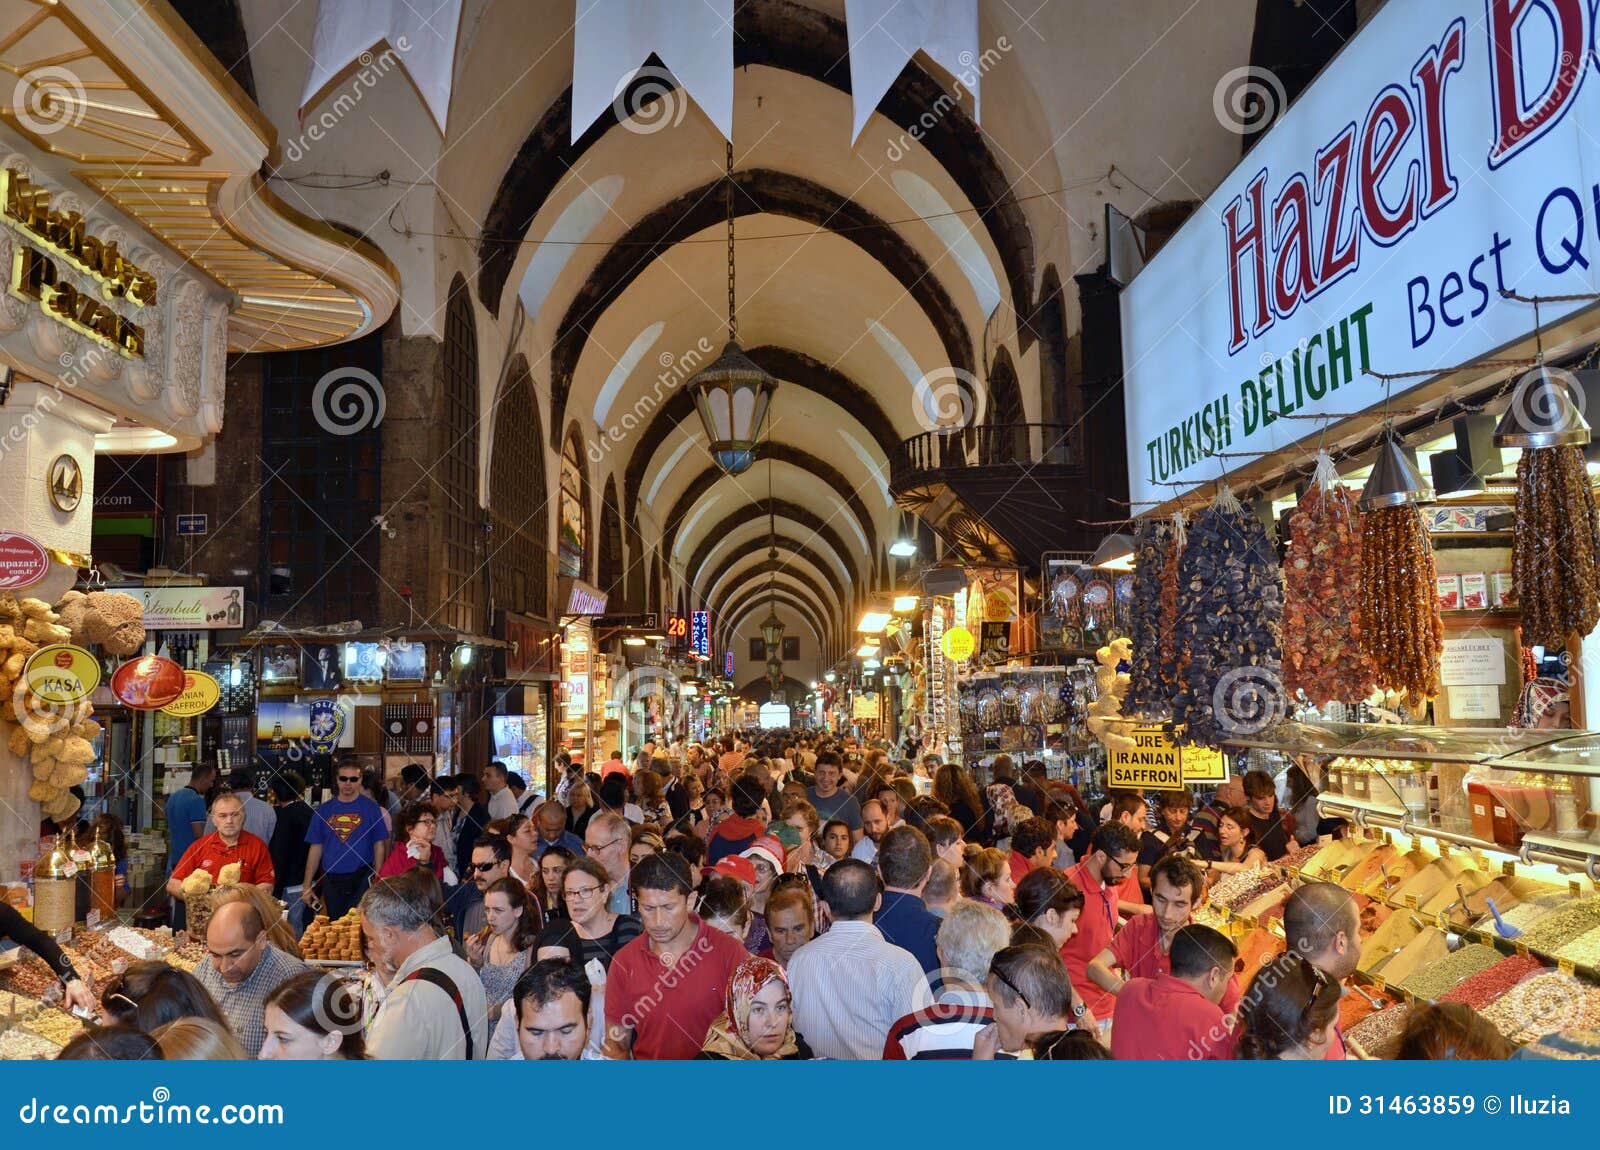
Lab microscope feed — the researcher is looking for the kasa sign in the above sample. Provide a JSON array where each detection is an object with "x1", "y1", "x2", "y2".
[{"x1": 1124, "y1": 0, "x2": 1600, "y2": 507}]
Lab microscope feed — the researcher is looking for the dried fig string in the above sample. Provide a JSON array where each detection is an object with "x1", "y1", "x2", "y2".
[
  {"x1": 1359, "y1": 504, "x2": 1444, "y2": 702},
  {"x1": 1513, "y1": 444, "x2": 1600, "y2": 648}
]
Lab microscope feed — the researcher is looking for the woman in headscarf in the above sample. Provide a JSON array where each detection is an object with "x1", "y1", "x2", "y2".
[{"x1": 697, "y1": 956, "x2": 813, "y2": 1060}]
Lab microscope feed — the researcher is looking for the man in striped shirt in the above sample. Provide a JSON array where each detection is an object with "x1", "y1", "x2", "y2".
[
  {"x1": 883, "y1": 899, "x2": 1010, "y2": 1059},
  {"x1": 788, "y1": 860, "x2": 930, "y2": 1059}
]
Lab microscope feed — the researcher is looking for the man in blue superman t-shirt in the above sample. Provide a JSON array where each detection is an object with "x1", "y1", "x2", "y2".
[{"x1": 303, "y1": 760, "x2": 390, "y2": 919}]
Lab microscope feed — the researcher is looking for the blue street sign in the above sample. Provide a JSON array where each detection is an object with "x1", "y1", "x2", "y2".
[{"x1": 176, "y1": 514, "x2": 208, "y2": 536}]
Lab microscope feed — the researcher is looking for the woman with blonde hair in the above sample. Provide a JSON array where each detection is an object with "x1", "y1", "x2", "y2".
[
  {"x1": 565, "y1": 780, "x2": 597, "y2": 837},
  {"x1": 151, "y1": 1017, "x2": 247, "y2": 1061}
]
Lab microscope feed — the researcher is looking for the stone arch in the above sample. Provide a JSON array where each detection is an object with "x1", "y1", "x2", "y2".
[
  {"x1": 597, "y1": 475, "x2": 625, "y2": 604},
  {"x1": 436, "y1": 274, "x2": 481, "y2": 633},
  {"x1": 487, "y1": 354, "x2": 548, "y2": 619}
]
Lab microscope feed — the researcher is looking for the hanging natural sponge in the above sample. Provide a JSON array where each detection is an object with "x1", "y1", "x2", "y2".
[{"x1": 81, "y1": 591, "x2": 146, "y2": 655}]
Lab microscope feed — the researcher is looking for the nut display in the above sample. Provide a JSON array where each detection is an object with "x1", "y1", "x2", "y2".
[
  {"x1": 1513, "y1": 444, "x2": 1600, "y2": 648},
  {"x1": 0, "y1": 956, "x2": 62, "y2": 998},
  {"x1": 1282, "y1": 465, "x2": 1379, "y2": 705},
  {"x1": 0, "y1": 1028, "x2": 60, "y2": 1060},
  {"x1": 1359, "y1": 504, "x2": 1444, "y2": 702},
  {"x1": 23, "y1": 1006, "x2": 85, "y2": 1046},
  {"x1": 300, "y1": 909, "x2": 363, "y2": 962},
  {"x1": 1170, "y1": 488, "x2": 1284, "y2": 747},
  {"x1": 1125, "y1": 517, "x2": 1174, "y2": 719},
  {"x1": 1478, "y1": 972, "x2": 1600, "y2": 1042},
  {"x1": 1516, "y1": 896, "x2": 1600, "y2": 954}
]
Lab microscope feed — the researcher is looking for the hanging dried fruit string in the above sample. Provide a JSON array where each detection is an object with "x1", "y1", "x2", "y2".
[
  {"x1": 1125, "y1": 518, "x2": 1172, "y2": 719},
  {"x1": 1359, "y1": 503, "x2": 1444, "y2": 703},
  {"x1": 1159, "y1": 511, "x2": 1186, "y2": 689},
  {"x1": 1513, "y1": 443, "x2": 1600, "y2": 649},
  {"x1": 1170, "y1": 484, "x2": 1285, "y2": 747},
  {"x1": 1282, "y1": 452, "x2": 1378, "y2": 705}
]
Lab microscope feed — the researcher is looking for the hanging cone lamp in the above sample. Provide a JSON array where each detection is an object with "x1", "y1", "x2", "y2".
[{"x1": 1359, "y1": 435, "x2": 1433, "y2": 510}]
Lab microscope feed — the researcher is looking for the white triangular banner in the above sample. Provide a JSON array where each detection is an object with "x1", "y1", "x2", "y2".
[
  {"x1": 846, "y1": 0, "x2": 979, "y2": 143},
  {"x1": 300, "y1": 0, "x2": 463, "y2": 135},
  {"x1": 571, "y1": 0, "x2": 734, "y2": 144}
]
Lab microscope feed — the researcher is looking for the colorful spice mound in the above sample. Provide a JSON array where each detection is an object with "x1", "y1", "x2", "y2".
[
  {"x1": 1282, "y1": 465, "x2": 1378, "y2": 705},
  {"x1": 1277, "y1": 841, "x2": 1324, "y2": 871},
  {"x1": 1517, "y1": 898, "x2": 1600, "y2": 955},
  {"x1": 1478, "y1": 972, "x2": 1600, "y2": 1042},
  {"x1": 1125, "y1": 517, "x2": 1173, "y2": 719},
  {"x1": 1338, "y1": 983, "x2": 1400, "y2": 1031},
  {"x1": 1345, "y1": 1003, "x2": 1411, "y2": 1059},
  {"x1": 1170, "y1": 489, "x2": 1284, "y2": 747},
  {"x1": 1397, "y1": 943, "x2": 1503, "y2": 1001},
  {"x1": 1556, "y1": 924, "x2": 1600, "y2": 967},
  {"x1": 1440, "y1": 954, "x2": 1546, "y2": 1011},
  {"x1": 1359, "y1": 504, "x2": 1444, "y2": 702},
  {"x1": 1513, "y1": 444, "x2": 1600, "y2": 648}
]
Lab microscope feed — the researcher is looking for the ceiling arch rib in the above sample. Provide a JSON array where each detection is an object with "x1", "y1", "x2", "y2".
[
  {"x1": 542, "y1": 168, "x2": 977, "y2": 450},
  {"x1": 701, "y1": 536, "x2": 847, "y2": 618},
  {"x1": 661, "y1": 449, "x2": 875, "y2": 567},
  {"x1": 719, "y1": 585, "x2": 831, "y2": 659},
  {"x1": 476, "y1": 0, "x2": 1034, "y2": 334},
  {"x1": 623, "y1": 346, "x2": 898, "y2": 521},
  {"x1": 681, "y1": 499, "x2": 862, "y2": 600},
  {"x1": 693, "y1": 518, "x2": 854, "y2": 598},
  {"x1": 707, "y1": 554, "x2": 838, "y2": 629},
  {"x1": 725, "y1": 598, "x2": 825, "y2": 658}
]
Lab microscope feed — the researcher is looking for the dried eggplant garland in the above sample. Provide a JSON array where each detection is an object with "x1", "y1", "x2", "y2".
[
  {"x1": 1170, "y1": 488, "x2": 1285, "y2": 747},
  {"x1": 1158, "y1": 513, "x2": 1186, "y2": 694},
  {"x1": 1359, "y1": 504, "x2": 1444, "y2": 702},
  {"x1": 1282, "y1": 454, "x2": 1378, "y2": 705},
  {"x1": 1513, "y1": 444, "x2": 1600, "y2": 649},
  {"x1": 1124, "y1": 517, "x2": 1172, "y2": 719}
]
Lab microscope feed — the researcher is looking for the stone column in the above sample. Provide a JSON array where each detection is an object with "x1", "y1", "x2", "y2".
[{"x1": 0, "y1": 380, "x2": 113, "y2": 880}]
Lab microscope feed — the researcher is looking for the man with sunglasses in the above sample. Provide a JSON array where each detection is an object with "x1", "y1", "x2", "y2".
[
  {"x1": 975, "y1": 943, "x2": 1079, "y2": 1059},
  {"x1": 303, "y1": 760, "x2": 390, "y2": 920},
  {"x1": 1059, "y1": 822, "x2": 1141, "y2": 1022},
  {"x1": 458, "y1": 835, "x2": 513, "y2": 936}
]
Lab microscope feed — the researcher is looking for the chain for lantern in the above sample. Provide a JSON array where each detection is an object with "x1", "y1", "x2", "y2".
[{"x1": 726, "y1": 139, "x2": 737, "y2": 344}]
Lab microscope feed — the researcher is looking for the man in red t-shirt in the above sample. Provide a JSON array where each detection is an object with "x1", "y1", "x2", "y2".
[
  {"x1": 603, "y1": 853, "x2": 747, "y2": 1059},
  {"x1": 1112, "y1": 924, "x2": 1237, "y2": 1060},
  {"x1": 166, "y1": 791, "x2": 274, "y2": 900},
  {"x1": 1059, "y1": 823, "x2": 1140, "y2": 1021},
  {"x1": 1085, "y1": 854, "x2": 1241, "y2": 1016}
]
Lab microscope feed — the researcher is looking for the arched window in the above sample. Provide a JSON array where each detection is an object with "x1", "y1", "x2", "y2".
[
  {"x1": 558, "y1": 428, "x2": 589, "y2": 579},
  {"x1": 438, "y1": 276, "x2": 481, "y2": 632},
  {"x1": 489, "y1": 356, "x2": 548, "y2": 618}
]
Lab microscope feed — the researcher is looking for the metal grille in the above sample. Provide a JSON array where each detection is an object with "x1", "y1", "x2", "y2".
[
  {"x1": 260, "y1": 332, "x2": 383, "y2": 623},
  {"x1": 489, "y1": 357, "x2": 548, "y2": 618},
  {"x1": 438, "y1": 279, "x2": 480, "y2": 633}
]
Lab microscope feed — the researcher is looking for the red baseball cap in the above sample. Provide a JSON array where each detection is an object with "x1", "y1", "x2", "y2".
[{"x1": 710, "y1": 855, "x2": 757, "y2": 885}]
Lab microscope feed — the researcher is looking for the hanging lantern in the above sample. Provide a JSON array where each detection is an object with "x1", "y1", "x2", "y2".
[
  {"x1": 760, "y1": 607, "x2": 786, "y2": 655},
  {"x1": 1359, "y1": 435, "x2": 1433, "y2": 510}
]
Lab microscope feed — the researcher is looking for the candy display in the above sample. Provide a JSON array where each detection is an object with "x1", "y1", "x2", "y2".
[
  {"x1": 1169, "y1": 487, "x2": 1284, "y2": 747},
  {"x1": 1124, "y1": 517, "x2": 1172, "y2": 719},
  {"x1": 1513, "y1": 444, "x2": 1600, "y2": 648},
  {"x1": 1359, "y1": 504, "x2": 1444, "y2": 702},
  {"x1": 300, "y1": 909, "x2": 363, "y2": 962},
  {"x1": 1282, "y1": 457, "x2": 1378, "y2": 705}
]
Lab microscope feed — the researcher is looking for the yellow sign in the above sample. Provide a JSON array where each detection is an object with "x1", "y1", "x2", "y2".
[
  {"x1": 852, "y1": 694, "x2": 879, "y2": 720},
  {"x1": 1107, "y1": 726, "x2": 1229, "y2": 791},
  {"x1": 23, "y1": 644, "x2": 101, "y2": 704},
  {"x1": 160, "y1": 670, "x2": 221, "y2": 718},
  {"x1": 941, "y1": 626, "x2": 975, "y2": 661},
  {"x1": 1, "y1": 170, "x2": 158, "y2": 304}
]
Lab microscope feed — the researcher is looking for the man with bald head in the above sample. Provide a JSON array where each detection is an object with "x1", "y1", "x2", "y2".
[
  {"x1": 1284, "y1": 881, "x2": 1360, "y2": 1059},
  {"x1": 195, "y1": 898, "x2": 307, "y2": 1057}
]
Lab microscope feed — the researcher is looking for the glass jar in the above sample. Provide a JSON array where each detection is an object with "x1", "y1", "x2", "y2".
[
  {"x1": 32, "y1": 836, "x2": 76, "y2": 935},
  {"x1": 88, "y1": 826, "x2": 116, "y2": 919}
]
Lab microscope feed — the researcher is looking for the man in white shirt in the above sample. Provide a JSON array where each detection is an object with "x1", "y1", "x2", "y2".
[
  {"x1": 481, "y1": 761, "x2": 518, "y2": 821},
  {"x1": 788, "y1": 859, "x2": 931, "y2": 1059},
  {"x1": 361, "y1": 871, "x2": 488, "y2": 1060},
  {"x1": 851, "y1": 799, "x2": 888, "y2": 865}
]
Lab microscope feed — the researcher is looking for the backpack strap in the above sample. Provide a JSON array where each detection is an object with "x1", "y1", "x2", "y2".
[{"x1": 403, "y1": 966, "x2": 474, "y2": 1060}]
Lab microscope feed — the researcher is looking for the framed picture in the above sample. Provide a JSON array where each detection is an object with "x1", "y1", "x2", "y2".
[
  {"x1": 344, "y1": 642, "x2": 383, "y2": 682},
  {"x1": 749, "y1": 637, "x2": 765, "y2": 662},
  {"x1": 385, "y1": 640, "x2": 427, "y2": 682},
  {"x1": 782, "y1": 636, "x2": 800, "y2": 660},
  {"x1": 301, "y1": 644, "x2": 342, "y2": 690},
  {"x1": 259, "y1": 643, "x2": 300, "y2": 684}
]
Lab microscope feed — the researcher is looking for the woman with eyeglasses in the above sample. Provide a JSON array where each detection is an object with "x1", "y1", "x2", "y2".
[
  {"x1": 470, "y1": 877, "x2": 542, "y2": 1046},
  {"x1": 482, "y1": 858, "x2": 641, "y2": 1059},
  {"x1": 378, "y1": 803, "x2": 455, "y2": 882},
  {"x1": 1232, "y1": 953, "x2": 1342, "y2": 1060}
]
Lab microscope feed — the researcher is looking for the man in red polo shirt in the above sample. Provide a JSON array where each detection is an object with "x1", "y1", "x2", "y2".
[
  {"x1": 166, "y1": 791, "x2": 274, "y2": 900},
  {"x1": 1058, "y1": 822, "x2": 1140, "y2": 1021},
  {"x1": 603, "y1": 852, "x2": 748, "y2": 1059},
  {"x1": 1007, "y1": 817, "x2": 1056, "y2": 885},
  {"x1": 1085, "y1": 854, "x2": 1241, "y2": 1016},
  {"x1": 1112, "y1": 924, "x2": 1237, "y2": 1059}
]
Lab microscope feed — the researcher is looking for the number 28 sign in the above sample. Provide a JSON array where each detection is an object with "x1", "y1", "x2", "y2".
[{"x1": 666, "y1": 614, "x2": 688, "y2": 644}]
